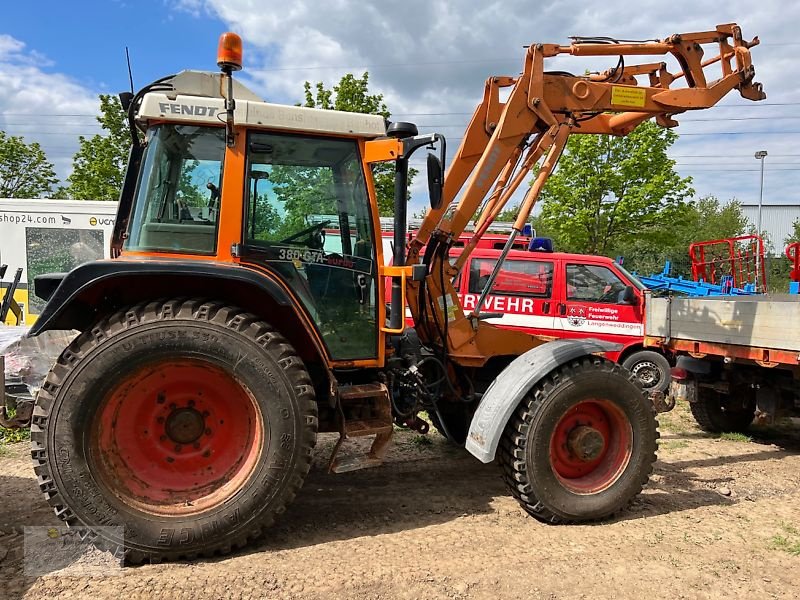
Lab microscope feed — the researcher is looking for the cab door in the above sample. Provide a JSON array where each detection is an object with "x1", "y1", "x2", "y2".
[
  {"x1": 558, "y1": 261, "x2": 643, "y2": 346},
  {"x1": 460, "y1": 253, "x2": 556, "y2": 334},
  {"x1": 238, "y1": 131, "x2": 380, "y2": 363}
]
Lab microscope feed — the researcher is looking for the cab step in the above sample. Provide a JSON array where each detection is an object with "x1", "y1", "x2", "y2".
[{"x1": 327, "y1": 383, "x2": 393, "y2": 474}]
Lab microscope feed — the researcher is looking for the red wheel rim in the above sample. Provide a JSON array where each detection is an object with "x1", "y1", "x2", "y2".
[
  {"x1": 549, "y1": 399, "x2": 632, "y2": 494},
  {"x1": 91, "y1": 358, "x2": 264, "y2": 515}
]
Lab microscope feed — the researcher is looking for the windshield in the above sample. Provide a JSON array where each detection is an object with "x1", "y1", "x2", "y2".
[{"x1": 125, "y1": 124, "x2": 225, "y2": 254}]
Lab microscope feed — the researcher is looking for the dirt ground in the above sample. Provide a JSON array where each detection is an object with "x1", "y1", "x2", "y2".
[{"x1": 2, "y1": 403, "x2": 800, "y2": 600}]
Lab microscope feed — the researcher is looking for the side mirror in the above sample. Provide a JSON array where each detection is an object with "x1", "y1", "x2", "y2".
[
  {"x1": 427, "y1": 153, "x2": 443, "y2": 210},
  {"x1": 621, "y1": 285, "x2": 638, "y2": 305}
]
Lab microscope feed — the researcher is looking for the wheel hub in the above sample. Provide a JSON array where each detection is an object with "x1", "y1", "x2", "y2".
[
  {"x1": 567, "y1": 425, "x2": 605, "y2": 461},
  {"x1": 549, "y1": 399, "x2": 633, "y2": 494},
  {"x1": 165, "y1": 407, "x2": 205, "y2": 445},
  {"x1": 91, "y1": 359, "x2": 264, "y2": 515},
  {"x1": 632, "y1": 361, "x2": 659, "y2": 387}
]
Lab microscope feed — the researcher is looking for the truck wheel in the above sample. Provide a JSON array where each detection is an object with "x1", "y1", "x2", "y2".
[
  {"x1": 622, "y1": 350, "x2": 671, "y2": 393},
  {"x1": 30, "y1": 299, "x2": 318, "y2": 564},
  {"x1": 499, "y1": 357, "x2": 658, "y2": 523},
  {"x1": 689, "y1": 387, "x2": 755, "y2": 433}
]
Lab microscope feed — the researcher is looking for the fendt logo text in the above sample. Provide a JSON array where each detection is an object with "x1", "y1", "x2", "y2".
[{"x1": 158, "y1": 103, "x2": 219, "y2": 117}]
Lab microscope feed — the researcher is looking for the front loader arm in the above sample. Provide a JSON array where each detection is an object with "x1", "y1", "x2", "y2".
[{"x1": 406, "y1": 23, "x2": 764, "y2": 364}]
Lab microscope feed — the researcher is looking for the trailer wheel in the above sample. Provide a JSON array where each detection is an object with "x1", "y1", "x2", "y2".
[
  {"x1": 689, "y1": 387, "x2": 755, "y2": 434},
  {"x1": 499, "y1": 357, "x2": 658, "y2": 523},
  {"x1": 622, "y1": 350, "x2": 671, "y2": 393},
  {"x1": 30, "y1": 299, "x2": 317, "y2": 564}
]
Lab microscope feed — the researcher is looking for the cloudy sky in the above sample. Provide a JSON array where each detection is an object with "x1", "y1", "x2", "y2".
[{"x1": 2, "y1": 0, "x2": 798, "y2": 215}]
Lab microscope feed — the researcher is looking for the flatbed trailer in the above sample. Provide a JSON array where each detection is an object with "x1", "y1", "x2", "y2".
[{"x1": 644, "y1": 292, "x2": 800, "y2": 431}]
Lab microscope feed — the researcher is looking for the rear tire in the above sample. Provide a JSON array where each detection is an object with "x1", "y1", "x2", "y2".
[
  {"x1": 499, "y1": 357, "x2": 658, "y2": 523},
  {"x1": 30, "y1": 299, "x2": 318, "y2": 563},
  {"x1": 689, "y1": 387, "x2": 755, "y2": 433},
  {"x1": 622, "y1": 350, "x2": 671, "y2": 393}
]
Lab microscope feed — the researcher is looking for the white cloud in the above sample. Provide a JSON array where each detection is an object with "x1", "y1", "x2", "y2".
[
  {"x1": 180, "y1": 0, "x2": 800, "y2": 217},
  {"x1": 0, "y1": 35, "x2": 100, "y2": 189}
]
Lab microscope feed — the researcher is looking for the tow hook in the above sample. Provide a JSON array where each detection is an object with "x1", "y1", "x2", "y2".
[{"x1": 650, "y1": 390, "x2": 675, "y2": 413}]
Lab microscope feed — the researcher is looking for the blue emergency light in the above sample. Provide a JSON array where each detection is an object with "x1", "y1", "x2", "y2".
[{"x1": 528, "y1": 237, "x2": 554, "y2": 253}]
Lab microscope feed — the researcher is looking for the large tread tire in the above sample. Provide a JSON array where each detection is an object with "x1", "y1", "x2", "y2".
[
  {"x1": 622, "y1": 350, "x2": 671, "y2": 394},
  {"x1": 688, "y1": 387, "x2": 755, "y2": 434},
  {"x1": 498, "y1": 357, "x2": 658, "y2": 523},
  {"x1": 30, "y1": 299, "x2": 318, "y2": 564}
]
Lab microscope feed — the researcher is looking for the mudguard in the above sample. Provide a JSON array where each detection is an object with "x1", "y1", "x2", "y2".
[
  {"x1": 29, "y1": 259, "x2": 292, "y2": 335},
  {"x1": 465, "y1": 338, "x2": 622, "y2": 463}
]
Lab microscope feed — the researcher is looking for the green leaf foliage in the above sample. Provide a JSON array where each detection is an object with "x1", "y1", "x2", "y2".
[
  {"x1": 538, "y1": 121, "x2": 694, "y2": 255},
  {"x1": 616, "y1": 196, "x2": 748, "y2": 277},
  {"x1": 0, "y1": 131, "x2": 58, "y2": 198},
  {"x1": 65, "y1": 94, "x2": 132, "y2": 201},
  {"x1": 302, "y1": 72, "x2": 414, "y2": 217}
]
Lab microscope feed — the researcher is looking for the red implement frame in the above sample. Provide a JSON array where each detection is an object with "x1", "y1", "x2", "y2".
[{"x1": 689, "y1": 235, "x2": 766, "y2": 292}]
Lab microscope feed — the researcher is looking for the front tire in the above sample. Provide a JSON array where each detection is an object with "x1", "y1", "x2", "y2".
[
  {"x1": 30, "y1": 299, "x2": 318, "y2": 563},
  {"x1": 499, "y1": 357, "x2": 658, "y2": 523}
]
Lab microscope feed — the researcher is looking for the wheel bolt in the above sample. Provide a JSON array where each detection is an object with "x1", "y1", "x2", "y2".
[
  {"x1": 205, "y1": 428, "x2": 212, "y2": 436},
  {"x1": 174, "y1": 444, "x2": 182, "y2": 453},
  {"x1": 159, "y1": 435, "x2": 167, "y2": 442},
  {"x1": 157, "y1": 393, "x2": 165, "y2": 404}
]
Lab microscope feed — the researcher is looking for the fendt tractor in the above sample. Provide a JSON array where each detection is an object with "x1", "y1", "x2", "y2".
[{"x1": 11, "y1": 25, "x2": 763, "y2": 562}]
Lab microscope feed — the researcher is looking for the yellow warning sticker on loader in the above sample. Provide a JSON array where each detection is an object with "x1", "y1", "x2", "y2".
[
  {"x1": 611, "y1": 86, "x2": 646, "y2": 108},
  {"x1": 437, "y1": 294, "x2": 460, "y2": 322}
]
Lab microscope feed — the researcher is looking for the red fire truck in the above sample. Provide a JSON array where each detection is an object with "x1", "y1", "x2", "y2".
[{"x1": 404, "y1": 235, "x2": 673, "y2": 392}]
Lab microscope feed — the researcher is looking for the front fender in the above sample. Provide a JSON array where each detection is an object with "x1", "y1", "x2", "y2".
[
  {"x1": 29, "y1": 259, "x2": 292, "y2": 335},
  {"x1": 465, "y1": 339, "x2": 622, "y2": 463}
]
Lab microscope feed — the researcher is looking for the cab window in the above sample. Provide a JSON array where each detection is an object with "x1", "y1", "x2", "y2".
[
  {"x1": 126, "y1": 124, "x2": 225, "y2": 254},
  {"x1": 566, "y1": 264, "x2": 629, "y2": 303},
  {"x1": 242, "y1": 132, "x2": 378, "y2": 361},
  {"x1": 468, "y1": 258, "x2": 553, "y2": 298}
]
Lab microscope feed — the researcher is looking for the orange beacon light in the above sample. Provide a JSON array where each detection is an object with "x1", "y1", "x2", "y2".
[{"x1": 217, "y1": 32, "x2": 243, "y2": 72}]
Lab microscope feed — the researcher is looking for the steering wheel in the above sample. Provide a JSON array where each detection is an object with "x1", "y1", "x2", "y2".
[{"x1": 279, "y1": 220, "x2": 332, "y2": 248}]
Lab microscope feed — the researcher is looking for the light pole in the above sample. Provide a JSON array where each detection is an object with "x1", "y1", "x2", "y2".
[
  {"x1": 755, "y1": 150, "x2": 768, "y2": 233},
  {"x1": 755, "y1": 150, "x2": 767, "y2": 291}
]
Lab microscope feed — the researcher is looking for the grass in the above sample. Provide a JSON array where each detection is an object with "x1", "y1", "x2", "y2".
[
  {"x1": 771, "y1": 523, "x2": 800, "y2": 556},
  {"x1": 718, "y1": 431, "x2": 753, "y2": 443},
  {"x1": 660, "y1": 439, "x2": 689, "y2": 451},
  {"x1": 0, "y1": 425, "x2": 29, "y2": 445},
  {"x1": 409, "y1": 434, "x2": 433, "y2": 448}
]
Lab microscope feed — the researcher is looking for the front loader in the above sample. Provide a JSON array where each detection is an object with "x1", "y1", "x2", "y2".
[{"x1": 22, "y1": 25, "x2": 764, "y2": 562}]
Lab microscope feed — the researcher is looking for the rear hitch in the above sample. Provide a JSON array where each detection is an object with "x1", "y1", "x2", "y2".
[{"x1": 650, "y1": 390, "x2": 675, "y2": 414}]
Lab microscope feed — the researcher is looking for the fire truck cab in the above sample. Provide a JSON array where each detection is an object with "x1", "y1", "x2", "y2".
[{"x1": 420, "y1": 237, "x2": 673, "y2": 392}]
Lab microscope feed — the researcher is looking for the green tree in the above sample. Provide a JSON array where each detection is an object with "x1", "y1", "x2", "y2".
[
  {"x1": 0, "y1": 132, "x2": 58, "y2": 198},
  {"x1": 617, "y1": 196, "x2": 748, "y2": 276},
  {"x1": 785, "y1": 219, "x2": 800, "y2": 246},
  {"x1": 65, "y1": 94, "x2": 131, "y2": 200},
  {"x1": 538, "y1": 121, "x2": 694, "y2": 255},
  {"x1": 303, "y1": 72, "x2": 414, "y2": 216}
]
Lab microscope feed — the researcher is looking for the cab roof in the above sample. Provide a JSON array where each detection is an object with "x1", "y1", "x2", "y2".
[{"x1": 136, "y1": 71, "x2": 388, "y2": 139}]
